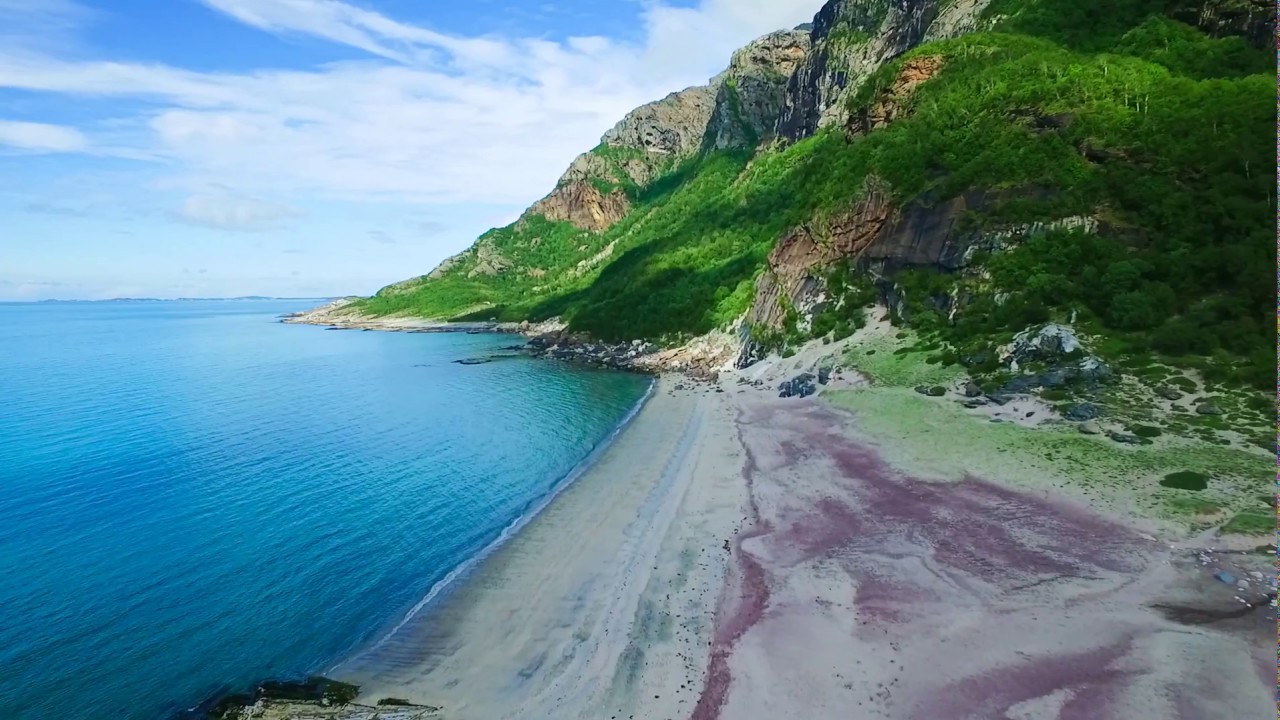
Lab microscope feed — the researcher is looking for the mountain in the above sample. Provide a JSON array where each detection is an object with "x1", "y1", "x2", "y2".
[{"x1": 334, "y1": 0, "x2": 1273, "y2": 413}]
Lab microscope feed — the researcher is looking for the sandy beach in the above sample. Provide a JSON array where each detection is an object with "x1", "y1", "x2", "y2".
[{"x1": 333, "y1": 365, "x2": 1276, "y2": 720}]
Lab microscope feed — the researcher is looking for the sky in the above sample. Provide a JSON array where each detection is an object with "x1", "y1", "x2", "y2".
[{"x1": 0, "y1": 0, "x2": 825, "y2": 301}]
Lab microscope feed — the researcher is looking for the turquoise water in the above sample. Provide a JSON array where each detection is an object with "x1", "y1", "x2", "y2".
[{"x1": 0, "y1": 300, "x2": 651, "y2": 720}]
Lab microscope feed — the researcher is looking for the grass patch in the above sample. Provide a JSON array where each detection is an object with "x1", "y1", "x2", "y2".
[
  {"x1": 1220, "y1": 509, "x2": 1276, "y2": 536},
  {"x1": 825, "y1": 342, "x2": 1271, "y2": 529},
  {"x1": 1166, "y1": 495, "x2": 1225, "y2": 516}
]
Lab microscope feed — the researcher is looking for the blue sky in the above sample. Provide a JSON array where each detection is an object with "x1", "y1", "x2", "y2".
[{"x1": 0, "y1": 0, "x2": 822, "y2": 300}]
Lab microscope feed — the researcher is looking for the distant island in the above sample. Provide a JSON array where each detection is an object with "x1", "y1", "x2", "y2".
[{"x1": 29, "y1": 296, "x2": 339, "y2": 304}]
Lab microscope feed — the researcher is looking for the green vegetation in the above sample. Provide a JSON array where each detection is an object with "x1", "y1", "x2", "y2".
[
  {"x1": 1220, "y1": 509, "x2": 1275, "y2": 536},
  {"x1": 355, "y1": 0, "x2": 1272, "y2": 388},
  {"x1": 1130, "y1": 424, "x2": 1164, "y2": 439},
  {"x1": 826, "y1": 377, "x2": 1271, "y2": 528},
  {"x1": 1166, "y1": 494, "x2": 1223, "y2": 516},
  {"x1": 845, "y1": 17, "x2": 1273, "y2": 389},
  {"x1": 1160, "y1": 470, "x2": 1210, "y2": 490},
  {"x1": 810, "y1": 263, "x2": 878, "y2": 341}
]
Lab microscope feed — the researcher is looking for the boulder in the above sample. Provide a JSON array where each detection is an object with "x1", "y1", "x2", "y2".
[
  {"x1": 1156, "y1": 386, "x2": 1185, "y2": 401},
  {"x1": 779, "y1": 373, "x2": 818, "y2": 399},
  {"x1": 1107, "y1": 430, "x2": 1143, "y2": 445},
  {"x1": 1078, "y1": 421, "x2": 1103, "y2": 435},
  {"x1": 962, "y1": 381, "x2": 983, "y2": 398},
  {"x1": 1062, "y1": 403, "x2": 1102, "y2": 422},
  {"x1": 1005, "y1": 324, "x2": 1082, "y2": 365},
  {"x1": 1196, "y1": 402, "x2": 1223, "y2": 416},
  {"x1": 1076, "y1": 357, "x2": 1113, "y2": 383}
]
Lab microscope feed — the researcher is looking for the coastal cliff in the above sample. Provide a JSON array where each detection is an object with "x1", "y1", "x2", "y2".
[{"x1": 301, "y1": 0, "x2": 1272, "y2": 440}]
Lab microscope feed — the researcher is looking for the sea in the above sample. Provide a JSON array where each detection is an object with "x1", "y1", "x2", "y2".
[{"x1": 0, "y1": 299, "x2": 652, "y2": 720}]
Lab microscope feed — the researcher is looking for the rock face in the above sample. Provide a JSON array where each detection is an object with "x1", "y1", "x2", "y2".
[
  {"x1": 526, "y1": 30, "x2": 810, "y2": 234},
  {"x1": 465, "y1": 238, "x2": 511, "y2": 278},
  {"x1": 705, "y1": 30, "x2": 813, "y2": 149},
  {"x1": 775, "y1": 0, "x2": 993, "y2": 140},
  {"x1": 603, "y1": 85, "x2": 720, "y2": 158},
  {"x1": 745, "y1": 180, "x2": 893, "y2": 333},
  {"x1": 846, "y1": 54, "x2": 945, "y2": 136},
  {"x1": 527, "y1": 181, "x2": 631, "y2": 233},
  {"x1": 1169, "y1": 0, "x2": 1275, "y2": 48},
  {"x1": 425, "y1": 250, "x2": 467, "y2": 279}
]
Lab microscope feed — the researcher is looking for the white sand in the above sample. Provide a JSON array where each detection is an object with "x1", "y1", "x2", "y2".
[
  {"x1": 338, "y1": 377, "x2": 749, "y2": 719},
  {"x1": 331, "y1": 373, "x2": 1275, "y2": 720}
]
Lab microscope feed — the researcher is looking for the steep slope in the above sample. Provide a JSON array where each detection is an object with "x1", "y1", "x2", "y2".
[
  {"x1": 353, "y1": 0, "x2": 1273, "y2": 398},
  {"x1": 360, "y1": 27, "x2": 811, "y2": 323}
]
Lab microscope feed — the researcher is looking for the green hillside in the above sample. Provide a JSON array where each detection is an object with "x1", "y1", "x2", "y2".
[{"x1": 356, "y1": 0, "x2": 1274, "y2": 389}]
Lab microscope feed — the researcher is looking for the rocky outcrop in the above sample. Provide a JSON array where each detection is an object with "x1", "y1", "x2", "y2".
[
  {"x1": 746, "y1": 181, "x2": 894, "y2": 332},
  {"x1": 704, "y1": 30, "x2": 812, "y2": 149},
  {"x1": 846, "y1": 54, "x2": 945, "y2": 136},
  {"x1": 987, "y1": 324, "x2": 1114, "y2": 396},
  {"x1": 775, "y1": 0, "x2": 992, "y2": 140},
  {"x1": 603, "y1": 85, "x2": 721, "y2": 158},
  {"x1": 525, "y1": 331, "x2": 663, "y2": 372},
  {"x1": 743, "y1": 175, "x2": 1102, "y2": 342},
  {"x1": 466, "y1": 238, "x2": 511, "y2": 277},
  {"x1": 527, "y1": 181, "x2": 630, "y2": 233},
  {"x1": 209, "y1": 700, "x2": 438, "y2": 719},
  {"x1": 572, "y1": 240, "x2": 618, "y2": 277},
  {"x1": 1168, "y1": 0, "x2": 1275, "y2": 49},
  {"x1": 521, "y1": 83, "x2": 717, "y2": 233},
  {"x1": 180, "y1": 677, "x2": 439, "y2": 720},
  {"x1": 523, "y1": 326, "x2": 740, "y2": 377},
  {"x1": 524, "y1": 30, "x2": 812, "y2": 234},
  {"x1": 923, "y1": 0, "x2": 994, "y2": 41},
  {"x1": 425, "y1": 249, "x2": 468, "y2": 280}
]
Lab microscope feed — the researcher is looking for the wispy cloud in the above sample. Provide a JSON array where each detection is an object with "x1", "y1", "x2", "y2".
[
  {"x1": 25, "y1": 199, "x2": 89, "y2": 216},
  {"x1": 174, "y1": 191, "x2": 302, "y2": 231},
  {"x1": 0, "y1": 0, "x2": 95, "y2": 53},
  {"x1": 416, "y1": 220, "x2": 448, "y2": 237},
  {"x1": 368, "y1": 230, "x2": 395, "y2": 244},
  {"x1": 0, "y1": 119, "x2": 87, "y2": 152},
  {"x1": 0, "y1": 0, "x2": 823, "y2": 224}
]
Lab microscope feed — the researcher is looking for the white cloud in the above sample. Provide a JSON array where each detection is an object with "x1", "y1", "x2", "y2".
[
  {"x1": 175, "y1": 192, "x2": 302, "y2": 231},
  {"x1": 0, "y1": 119, "x2": 86, "y2": 152},
  {"x1": 0, "y1": 0, "x2": 824, "y2": 212},
  {"x1": 0, "y1": 0, "x2": 94, "y2": 53}
]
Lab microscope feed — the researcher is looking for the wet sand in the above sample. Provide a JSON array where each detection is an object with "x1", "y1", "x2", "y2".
[{"x1": 335, "y1": 374, "x2": 1276, "y2": 720}]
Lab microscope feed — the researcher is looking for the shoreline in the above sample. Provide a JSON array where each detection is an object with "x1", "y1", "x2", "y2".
[
  {"x1": 328, "y1": 377, "x2": 658, "y2": 674},
  {"x1": 208, "y1": 320, "x2": 1275, "y2": 720},
  {"x1": 322, "y1": 375, "x2": 1271, "y2": 718},
  {"x1": 328, "y1": 374, "x2": 742, "y2": 718}
]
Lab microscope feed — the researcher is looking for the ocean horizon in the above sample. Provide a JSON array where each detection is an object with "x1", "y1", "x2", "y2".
[{"x1": 0, "y1": 299, "x2": 651, "y2": 720}]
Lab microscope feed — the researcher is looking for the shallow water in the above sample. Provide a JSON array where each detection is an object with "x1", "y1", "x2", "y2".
[{"x1": 0, "y1": 300, "x2": 650, "y2": 720}]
